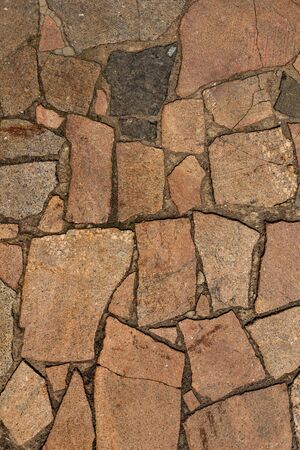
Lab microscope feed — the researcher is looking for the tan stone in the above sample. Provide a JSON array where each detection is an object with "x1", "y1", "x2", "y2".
[
  {"x1": 209, "y1": 128, "x2": 297, "y2": 207},
  {"x1": 43, "y1": 372, "x2": 94, "y2": 450},
  {"x1": 0, "y1": 362, "x2": 53, "y2": 445},
  {"x1": 161, "y1": 99, "x2": 205, "y2": 154},
  {"x1": 94, "y1": 89, "x2": 108, "y2": 116},
  {"x1": 0, "y1": 224, "x2": 18, "y2": 240},
  {"x1": 94, "y1": 366, "x2": 181, "y2": 450},
  {"x1": 46, "y1": 364, "x2": 69, "y2": 392},
  {"x1": 99, "y1": 317, "x2": 184, "y2": 387},
  {"x1": 0, "y1": 244, "x2": 22, "y2": 290},
  {"x1": 294, "y1": 54, "x2": 300, "y2": 74},
  {"x1": 39, "y1": 16, "x2": 65, "y2": 52},
  {"x1": 168, "y1": 156, "x2": 205, "y2": 214},
  {"x1": 183, "y1": 390, "x2": 200, "y2": 412},
  {"x1": 139, "y1": 0, "x2": 185, "y2": 40},
  {"x1": 247, "y1": 307, "x2": 300, "y2": 378},
  {"x1": 196, "y1": 294, "x2": 210, "y2": 316},
  {"x1": 185, "y1": 385, "x2": 292, "y2": 450},
  {"x1": 21, "y1": 228, "x2": 134, "y2": 362},
  {"x1": 193, "y1": 213, "x2": 259, "y2": 311},
  {"x1": 39, "y1": 196, "x2": 65, "y2": 233},
  {"x1": 0, "y1": 281, "x2": 15, "y2": 377},
  {"x1": 292, "y1": 373, "x2": 300, "y2": 445},
  {"x1": 109, "y1": 272, "x2": 135, "y2": 320},
  {"x1": 36, "y1": 105, "x2": 65, "y2": 129},
  {"x1": 137, "y1": 218, "x2": 196, "y2": 325},
  {"x1": 117, "y1": 142, "x2": 164, "y2": 221},
  {"x1": 150, "y1": 327, "x2": 178, "y2": 345},
  {"x1": 289, "y1": 123, "x2": 300, "y2": 163},
  {"x1": 66, "y1": 115, "x2": 114, "y2": 224}
]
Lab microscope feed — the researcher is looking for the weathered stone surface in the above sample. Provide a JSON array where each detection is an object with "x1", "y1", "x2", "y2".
[
  {"x1": 150, "y1": 327, "x2": 178, "y2": 345},
  {"x1": 0, "y1": 281, "x2": 15, "y2": 377},
  {"x1": 185, "y1": 385, "x2": 292, "y2": 450},
  {"x1": 193, "y1": 213, "x2": 259, "y2": 311},
  {"x1": 209, "y1": 128, "x2": 297, "y2": 207},
  {"x1": 0, "y1": 362, "x2": 53, "y2": 446},
  {"x1": 39, "y1": 15, "x2": 64, "y2": 52},
  {"x1": 119, "y1": 118, "x2": 157, "y2": 142},
  {"x1": 137, "y1": 218, "x2": 196, "y2": 325},
  {"x1": 139, "y1": 0, "x2": 185, "y2": 40},
  {"x1": 247, "y1": 307, "x2": 300, "y2": 378},
  {"x1": 183, "y1": 390, "x2": 200, "y2": 412},
  {"x1": 104, "y1": 45, "x2": 177, "y2": 116},
  {"x1": 0, "y1": 244, "x2": 22, "y2": 290},
  {"x1": 0, "y1": 224, "x2": 18, "y2": 240},
  {"x1": 275, "y1": 74, "x2": 300, "y2": 118},
  {"x1": 290, "y1": 123, "x2": 300, "y2": 163},
  {"x1": 109, "y1": 272, "x2": 135, "y2": 320},
  {"x1": 41, "y1": 55, "x2": 100, "y2": 114},
  {"x1": 39, "y1": 196, "x2": 65, "y2": 233},
  {"x1": 94, "y1": 366, "x2": 181, "y2": 450},
  {"x1": 94, "y1": 89, "x2": 108, "y2": 116},
  {"x1": 43, "y1": 372, "x2": 94, "y2": 450},
  {"x1": 161, "y1": 99, "x2": 205, "y2": 153},
  {"x1": 168, "y1": 156, "x2": 205, "y2": 214},
  {"x1": 196, "y1": 294, "x2": 210, "y2": 316},
  {"x1": 294, "y1": 54, "x2": 300, "y2": 74},
  {"x1": 0, "y1": 162, "x2": 57, "y2": 220},
  {"x1": 36, "y1": 105, "x2": 64, "y2": 129},
  {"x1": 180, "y1": 312, "x2": 265, "y2": 400},
  {"x1": 117, "y1": 142, "x2": 164, "y2": 221},
  {"x1": 21, "y1": 228, "x2": 134, "y2": 361},
  {"x1": 46, "y1": 364, "x2": 69, "y2": 392},
  {"x1": 292, "y1": 373, "x2": 300, "y2": 445},
  {"x1": 66, "y1": 115, "x2": 114, "y2": 224}
]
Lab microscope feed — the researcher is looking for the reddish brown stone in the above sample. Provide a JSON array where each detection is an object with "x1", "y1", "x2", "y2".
[
  {"x1": 109, "y1": 273, "x2": 135, "y2": 320},
  {"x1": 66, "y1": 115, "x2": 114, "y2": 224},
  {"x1": 46, "y1": 364, "x2": 69, "y2": 392},
  {"x1": 36, "y1": 105, "x2": 65, "y2": 129},
  {"x1": 0, "y1": 244, "x2": 22, "y2": 290},
  {"x1": 150, "y1": 327, "x2": 178, "y2": 344},
  {"x1": 39, "y1": 15, "x2": 64, "y2": 52},
  {"x1": 94, "y1": 89, "x2": 108, "y2": 116},
  {"x1": 292, "y1": 373, "x2": 300, "y2": 444},
  {"x1": 290, "y1": 123, "x2": 300, "y2": 163},
  {"x1": 0, "y1": 224, "x2": 18, "y2": 240},
  {"x1": 183, "y1": 390, "x2": 200, "y2": 412},
  {"x1": 39, "y1": 196, "x2": 65, "y2": 234},
  {"x1": 185, "y1": 385, "x2": 292, "y2": 450},
  {"x1": 136, "y1": 218, "x2": 196, "y2": 325},
  {"x1": 294, "y1": 55, "x2": 300, "y2": 74},
  {"x1": 195, "y1": 294, "x2": 210, "y2": 317}
]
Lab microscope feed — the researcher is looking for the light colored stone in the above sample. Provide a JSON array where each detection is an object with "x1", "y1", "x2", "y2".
[
  {"x1": 289, "y1": 123, "x2": 300, "y2": 163},
  {"x1": 46, "y1": 364, "x2": 69, "y2": 392},
  {"x1": 196, "y1": 294, "x2": 210, "y2": 316},
  {"x1": 150, "y1": 327, "x2": 178, "y2": 345},
  {"x1": 94, "y1": 89, "x2": 108, "y2": 116},
  {"x1": 39, "y1": 196, "x2": 65, "y2": 234},
  {"x1": 183, "y1": 390, "x2": 200, "y2": 412},
  {"x1": 292, "y1": 373, "x2": 300, "y2": 445},
  {"x1": 109, "y1": 273, "x2": 135, "y2": 320},
  {"x1": 0, "y1": 281, "x2": 15, "y2": 377},
  {"x1": 0, "y1": 224, "x2": 18, "y2": 240},
  {"x1": 36, "y1": 105, "x2": 65, "y2": 129},
  {"x1": 39, "y1": 15, "x2": 65, "y2": 52},
  {"x1": 0, "y1": 244, "x2": 22, "y2": 290}
]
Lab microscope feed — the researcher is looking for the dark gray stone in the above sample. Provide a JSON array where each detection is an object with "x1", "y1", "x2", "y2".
[
  {"x1": 275, "y1": 74, "x2": 300, "y2": 118},
  {"x1": 119, "y1": 118, "x2": 157, "y2": 142}
]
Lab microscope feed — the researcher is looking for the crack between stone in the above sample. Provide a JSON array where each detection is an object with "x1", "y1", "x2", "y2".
[{"x1": 253, "y1": 0, "x2": 263, "y2": 66}]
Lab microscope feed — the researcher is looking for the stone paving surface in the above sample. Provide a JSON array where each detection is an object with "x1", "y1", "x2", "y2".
[{"x1": 0, "y1": 1, "x2": 300, "y2": 449}]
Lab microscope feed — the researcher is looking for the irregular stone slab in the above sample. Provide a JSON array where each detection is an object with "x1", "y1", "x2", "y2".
[
  {"x1": 185, "y1": 385, "x2": 292, "y2": 450},
  {"x1": 0, "y1": 224, "x2": 18, "y2": 240},
  {"x1": 104, "y1": 45, "x2": 177, "y2": 116},
  {"x1": 150, "y1": 327, "x2": 178, "y2": 345},
  {"x1": 39, "y1": 15, "x2": 64, "y2": 52},
  {"x1": 161, "y1": 99, "x2": 205, "y2": 153},
  {"x1": 95, "y1": 366, "x2": 181, "y2": 450},
  {"x1": 119, "y1": 118, "x2": 157, "y2": 142},
  {"x1": 209, "y1": 128, "x2": 297, "y2": 207},
  {"x1": 180, "y1": 312, "x2": 265, "y2": 400},
  {"x1": 247, "y1": 307, "x2": 300, "y2": 378},
  {"x1": 66, "y1": 115, "x2": 114, "y2": 224},
  {"x1": 36, "y1": 105, "x2": 64, "y2": 129},
  {"x1": 0, "y1": 362, "x2": 53, "y2": 446},
  {"x1": 168, "y1": 156, "x2": 205, "y2": 214},
  {"x1": 99, "y1": 317, "x2": 184, "y2": 387},
  {"x1": 0, "y1": 281, "x2": 15, "y2": 377},
  {"x1": 21, "y1": 228, "x2": 134, "y2": 362},
  {"x1": 275, "y1": 74, "x2": 300, "y2": 118},
  {"x1": 139, "y1": 0, "x2": 185, "y2": 40},
  {"x1": 193, "y1": 213, "x2": 259, "y2": 310},
  {"x1": 137, "y1": 218, "x2": 196, "y2": 325},
  {"x1": 43, "y1": 372, "x2": 94, "y2": 449},
  {"x1": 117, "y1": 142, "x2": 164, "y2": 221},
  {"x1": 41, "y1": 55, "x2": 100, "y2": 114},
  {"x1": 46, "y1": 364, "x2": 69, "y2": 392},
  {"x1": 94, "y1": 89, "x2": 108, "y2": 116},
  {"x1": 39, "y1": 196, "x2": 65, "y2": 233},
  {"x1": 0, "y1": 244, "x2": 22, "y2": 290},
  {"x1": 290, "y1": 123, "x2": 300, "y2": 163},
  {"x1": 183, "y1": 391, "x2": 200, "y2": 412},
  {"x1": 0, "y1": 162, "x2": 57, "y2": 220},
  {"x1": 109, "y1": 273, "x2": 135, "y2": 320},
  {"x1": 292, "y1": 373, "x2": 300, "y2": 445}
]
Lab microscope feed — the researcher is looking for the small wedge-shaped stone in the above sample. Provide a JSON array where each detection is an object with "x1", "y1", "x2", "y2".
[
  {"x1": 0, "y1": 362, "x2": 53, "y2": 446},
  {"x1": 39, "y1": 196, "x2": 65, "y2": 234},
  {"x1": 46, "y1": 364, "x2": 69, "y2": 392},
  {"x1": 0, "y1": 224, "x2": 18, "y2": 240},
  {"x1": 0, "y1": 281, "x2": 15, "y2": 377},
  {"x1": 0, "y1": 244, "x2": 22, "y2": 290},
  {"x1": 39, "y1": 15, "x2": 64, "y2": 52},
  {"x1": 109, "y1": 273, "x2": 135, "y2": 320},
  {"x1": 36, "y1": 106, "x2": 65, "y2": 130}
]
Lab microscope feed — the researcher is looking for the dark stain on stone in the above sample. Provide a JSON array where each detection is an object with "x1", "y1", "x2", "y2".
[
  {"x1": 188, "y1": 325, "x2": 222, "y2": 352},
  {"x1": 275, "y1": 73, "x2": 300, "y2": 118},
  {"x1": 119, "y1": 118, "x2": 157, "y2": 142},
  {"x1": 1, "y1": 125, "x2": 43, "y2": 137},
  {"x1": 200, "y1": 427, "x2": 209, "y2": 450}
]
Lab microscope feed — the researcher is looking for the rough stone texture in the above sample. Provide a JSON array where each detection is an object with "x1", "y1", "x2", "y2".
[
  {"x1": 180, "y1": 312, "x2": 265, "y2": 400},
  {"x1": 36, "y1": 105, "x2": 65, "y2": 129},
  {"x1": 66, "y1": 115, "x2": 114, "y2": 224},
  {"x1": 43, "y1": 372, "x2": 94, "y2": 450},
  {"x1": 0, "y1": 162, "x2": 57, "y2": 220},
  {"x1": 0, "y1": 244, "x2": 22, "y2": 290},
  {"x1": 168, "y1": 156, "x2": 205, "y2": 214},
  {"x1": 292, "y1": 373, "x2": 300, "y2": 445},
  {"x1": 94, "y1": 366, "x2": 181, "y2": 450},
  {"x1": 46, "y1": 364, "x2": 69, "y2": 392},
  {"x1": 193, "y1": 213, "x2": 259, "y2": 311},
  {"x1": 0, "y1": 224, "x2": 18, "y2": 240},
  {"x1": 0, "y1": 362, "x2": 53, "y2": 446},
  {"x1": 109, "y1": 272, "x2": 135, "y2": 320},
  {"x1": 119, "y1": 118, "x2": 157, "y2": 142},
  {"x1": 275, "y1": 74, "x2": 300, "y2": 118},
  {"x1": 117, "y1": 142, "x2": 165, "y2": 221},
  {"x1": 41, "y1": 55, "x2": 100, "y2": 114},
  {"x1": 136, "y1": 218, "x2": 196, "y2": 325},
  {"x1": 39, "y1": 15, "x2": 65, "y2": 52},
  {"x1": 161, "y1": 99, "x2": 205, "y2": 153},
  {"x1": 290, "y1": 123, "x2": 300, "y2": 163},
  {"x1": 39, "y1": 196, "x2": 65, "y2": 233},
  {"x1": 185, "y1": 385, "x2": 292, "y2": 450},
  {"x1": 20, "y1": 228, "x2": 133, "y2": 362},
  {"x1": 294, "y1": 54, "x2": 300, "y2": 74},
  {"x1": 183, "y1": 391, "x2": 200, "y2": 412},
  {"x1": 104, "y1": 45, "x2": 177, "y2": 116},
  {"x1": 150, "y1": 327, "x2": 178, "y2": 345},
  {"x1": 196, "y1": 294, "x2": 210, "y2": 317},
  {"x1": 209, "y1": 128, "x2": 297, "y2": 207},
  {"x1": 0, "y1": 281, "x2": 15, "y2": 377},
  {"x1": 94, "y1": 89, "x2": 108, "y2": 116}
]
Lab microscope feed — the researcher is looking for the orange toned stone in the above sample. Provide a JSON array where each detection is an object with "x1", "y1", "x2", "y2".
[
  {"x1": 39, "y1": 15, "x2": 64, "y2": 52},
  {"x1": 39, "y1": 196, "x2": 65, "y2": 233},
  {"x1": 0, "y1": 224, "x2": 18, "y2": 240},
  {"x1": 185, "y1": 384, "x2": 292, "y2": 450},
  {"x1": 184, "y1": 390, "x2": 200, "y2": 412},
  {"x1": 193, "y1": 213, "x2": 259, "y2": 311},
  {"x1": 161, "y1": 99, "x2": 205, "y2": 153},
  {"x1": 36, "y1": 105, "x2": 64, "y2": 129},
  {"x1": 150, "y1": 327, "x2": 177, "y2": 344},
  {"x1": 0, "y1": 244, "x2": 22, "y2": 290},
  {"x1": 180, "y1": 312, "x2": 265, "y2": 400},
  {"x1": 136, "y1": 218, "x2": 196, "y2": 325},
  {"x1": 43, "y1": 372, "x2": 94, "y2": 449},
  {"x1": 46, "y1": 364, "x2": 69, "y2": 392},
  {"x1": 0, "y1": 362, "x2": 53, "y2": 446},
  {"x1": 66, "y1": 115, "x2": 114, "y2": 224},
  {"x1": 294, "y1": 54, "x2": 300, "y2": 74},
  {"x1": 196, "y1": 294, "x2": 210, "y2": 316},
  {"x1": 94, "y1": 89, "x2": 108, "y2": 116},
  {"x1": 109, "y1": 272, "x2": 135, "y2": 320},
  {"x1": 289, "y1": 123, "x2": 300, "y2": 163},
  {"x1": 117, "y1": 142, "x2": 164, "y2": 221},
  {"x1": 95, "y1": 366, "x2": 181, "y2": 450},
  {"x1": 168, "y1": 156, "x2": 205, "y2": 214},
  {"x1": 99, "y1": 317, "x2": 184, "y2": 387}
]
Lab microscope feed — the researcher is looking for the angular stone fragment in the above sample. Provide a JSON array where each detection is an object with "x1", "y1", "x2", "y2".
[
  {"x1": 66, "y1": 115, "x2": 114, "y2": 224},
  {"x1": 0, "y1": 162, "x2": 57, "y2": 220},
  {"x1": 117, "y1": 142, "x2": 164, "y2": 221},
  {"x1": 109, "y1": 273, "x2": 135, "y2": 320},
  {"x1": 247, "y1": 307, "x2": 300, "y2": 378},
  {"x1": 137, "y1": 219, "x2": 196, "y2": 325},
  {"x1": 139, "y1": 0, "x2": 185, "y2": 40},
  {"x1": 119, "y1": 118, "x2": 157, "y2": 142},
  {"x1": 209, "y1": 128, "x2": 297, "y2": 207},
  {"x1": 183, "y1": 391, "x2": 200, "y2": 412},
  {"x1": 275, "y1": 74, "x2": 300, "y2": 118},
  {"x1": 99, "y1": 317, "x2": 184, "y2": 387},
  {"x1": 180, "y1": 312, "x2": 265, "y2": 400},
  {"x1": 162, "y1": 99, "x2": 205, "y2": 153},
  {"x1": 21, "y1": 228, "x2": 134, "y2": 361},
  {"x1": 39, "y1": 15, "x2": 64, "y2": 52},
  {"x1": 290, "y1": 123, "x2": 300, "y2": 163},
  {"x1": 196, "y1": 294, "x2": 210, "y2": 316},
  {"x1": 36, "y1": 105, "x2": 65, "y2": 129},
  {"x1": 41, "y1": 55, "x2": 100, "y2": 114},
  {"x1": 39, "y1": 196, "x2": 65, "y2": 233},
  {"x1": 43, "y1": 372, "x2": 94, "y2": 450},
  {"x1": 185, "y1": 385, "x2": 292, "y2": 450},
  {"x1": 168, "y1": 156, "x2": 205, "y2": 214},
  {"x1": 94, "y1": 89, "x2": 108, "y2": 116},
  {"x1": 0, "y1": 281, "x2": 15, "y2": 377},
  {"x1": 0, "y1": 362, "x2": 53, "y2": 446},
  {"x1": 150, "y1": 327, "x2": 178, "y2": 345},
  {"x1": 95, "y1": 366, "x2": 181, "y2": 450},
  {"x1": 292, "y1": 373, "x2": 300, "y2": 445},
  {"x1": 0, "y1": 244, "x2": 22, "y2": 290},
  {"x1": 46, "y1": 364, "x2": 69, "y2": 392},
  {"x1": 0, "y1": 224, "x2": 18, "y2": 240},
  {"x1": 193, "y1": 213, "x2": 259, "y2": 310},
  {"x1": 104, "y1": 45, "x2": 177, "y2": 116}
]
